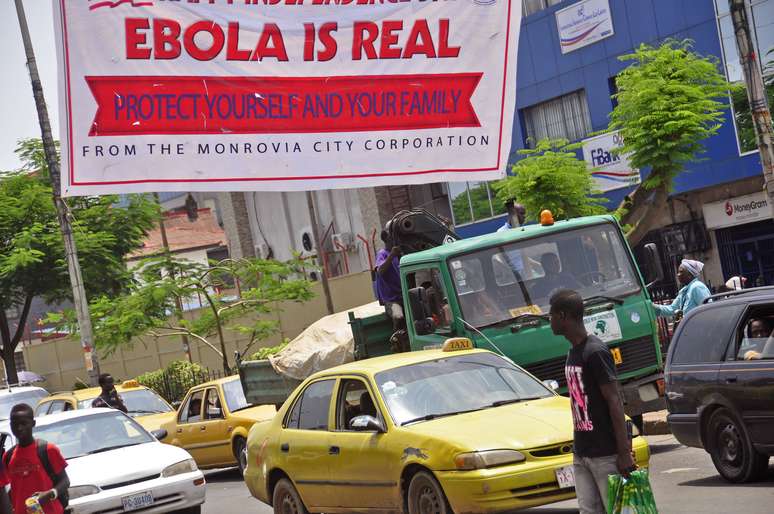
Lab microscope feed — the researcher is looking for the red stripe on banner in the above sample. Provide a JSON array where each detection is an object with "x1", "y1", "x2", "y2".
[{"x1": 86, "y1": 74, "x2": 482, "y2": 136}]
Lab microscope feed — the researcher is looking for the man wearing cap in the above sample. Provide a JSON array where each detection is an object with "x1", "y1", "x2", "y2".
[{"x1": 652, "y1": 259, "x2": 711, "y2": 318}]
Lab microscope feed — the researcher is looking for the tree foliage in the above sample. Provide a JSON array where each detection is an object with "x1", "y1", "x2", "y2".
[
  {"x1": 0, "y1": 138, "x2": 158, "y2": 384},
  {"x1": 492, "y1": 138, "x2": 607, "y2": 222},
  {"x1": 50, "y1": 256, "x2": 315, "y2": 373},
  {"x1": 609, "y1": 40, "x2": 733, "y2": 244}
]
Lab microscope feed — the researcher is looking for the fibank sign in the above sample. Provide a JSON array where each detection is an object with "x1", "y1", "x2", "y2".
[
  {"x1": 704, "y1": 192, "x2": 772, "y2": 229},
  {"x1": 581, "y1": 131, "x2": 640, "y2": 193}
]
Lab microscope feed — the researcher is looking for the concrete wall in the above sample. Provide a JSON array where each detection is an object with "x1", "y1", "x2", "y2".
[{"x1": 22, "y1": 271, "x2": 375, "y2": 392}]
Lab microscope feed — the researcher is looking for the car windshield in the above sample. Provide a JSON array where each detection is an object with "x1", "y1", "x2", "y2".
[
  {"x1": 33, "y1": 411, "x2": 154, "y2": 459},
  {"x1": 449, "y1": 223, "x2": 640, "y2": 327},
  {"x1": 78, "y1": 389, "x2": 172, "y2": 414},
  {"x1": 222, "y1": 378, "x2": 251, "y2": 412},
  {"x1": 374, "y1": 353, "x2": 553, "y2": 426},
  {"x1": 0, "y1": 390, "x2": 47, "y2": 420}
]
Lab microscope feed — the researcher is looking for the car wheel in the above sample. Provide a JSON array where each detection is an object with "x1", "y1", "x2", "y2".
[
  {"x1": 272, "y1": 478, "x2": 308, "y2": 514},
  {"x1": 708, "y1": 408, "x2": 769, "y2": 483},
  {"x1": 407, "y1": 471, "x2": 451, "y2": 514},
  {"x1": 234, "y1": 437, "x2": 248, "y2": 476}
]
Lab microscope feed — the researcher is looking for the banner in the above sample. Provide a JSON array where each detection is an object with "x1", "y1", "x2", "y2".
[
  {"x1": 581, "y1": 131, "x2": 640, "y2": 193},
  {"x1": 556, "y1": 0, "x2": 613, "y2": 54},
  {"x1": 54, "y1": 1, "x2": 521, "y2": 196}
]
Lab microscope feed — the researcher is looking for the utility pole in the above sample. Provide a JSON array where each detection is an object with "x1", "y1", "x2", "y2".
[
  {"x1": 14, "y1": 0, "x2": 100, "y2": 384},
  {"x1": 305, "y1": 191, "x2": 335, "y2": 314},
  {"x1": 729, "y1": 0, "x2": 774, "y2": 213},
  {"x1": 153, "y1": 193, "x2": 193, "y2": 363}
]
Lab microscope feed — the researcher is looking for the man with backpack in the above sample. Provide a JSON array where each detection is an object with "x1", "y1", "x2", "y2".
[{"x1": 1, "y1": 404, "x2": 69, "y2": 514}]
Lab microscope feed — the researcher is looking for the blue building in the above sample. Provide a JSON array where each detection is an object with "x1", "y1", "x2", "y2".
[{"x1": 446, "y1": 0, "x2": 773, "y2": 292}]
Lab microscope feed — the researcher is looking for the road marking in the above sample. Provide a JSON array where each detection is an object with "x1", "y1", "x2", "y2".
[{"x1": 662, "y1": 467, "x2": 698, "y2": 474}]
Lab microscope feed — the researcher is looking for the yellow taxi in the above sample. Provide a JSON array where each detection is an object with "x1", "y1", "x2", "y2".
[
  {"x1": 159, "y1": 375, "x2": 276, "y2": 475},
  {"x1": 244, "y1": 339, "x2": 650, "y2": 514},
  {"x1": 34, "y1": 380, "x2": 176, "y2": 432}
]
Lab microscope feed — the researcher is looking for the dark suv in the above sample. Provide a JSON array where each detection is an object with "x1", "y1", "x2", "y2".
[{"x1": 665, "y1": 287, "x2": 774, "y2": 483}]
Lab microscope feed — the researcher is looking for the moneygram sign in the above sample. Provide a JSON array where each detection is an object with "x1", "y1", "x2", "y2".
[
  {"x1": 54, "y1": 0, "x2": 521, "y2": 196},
  {"x1": 703, "y1": 192, "x2": 772, "y2": 229}
]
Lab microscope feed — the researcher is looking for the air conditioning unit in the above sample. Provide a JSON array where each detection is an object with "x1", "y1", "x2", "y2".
[
  {"x1": 331, "y1": 232, "x2": 353, "y2": 249},
  {"x1": 254, "y1": 243, "x2": 270, "y2": 259},
  {"x1": 298, "y1": 227, "x2": 315, "y2": 253}
]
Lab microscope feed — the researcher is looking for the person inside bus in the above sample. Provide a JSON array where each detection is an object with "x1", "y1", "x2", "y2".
[
  {"x1": 652, "y1": 259, "x2": 711, "y2": 319},
  {"x1": 531, "y1": 253, "x2": 581, "y2": 300}
]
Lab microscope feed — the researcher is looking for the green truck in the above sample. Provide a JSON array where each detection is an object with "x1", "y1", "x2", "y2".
[
  {"x1": 241, "y1": 212, "x2": 665, "y2": 427},
  {"x1": 349, "y1": 213, "x2": 666, "y2": 427}
]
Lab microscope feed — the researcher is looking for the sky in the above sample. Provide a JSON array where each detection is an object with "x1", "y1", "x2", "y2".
[{"x1": 1, "y1": 0, "x2": 59, "y2": 172}]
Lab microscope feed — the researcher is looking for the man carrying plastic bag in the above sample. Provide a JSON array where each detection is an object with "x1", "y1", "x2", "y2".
[{"x1": 607, "y1": 469, "x2": 659, "y2": 514}]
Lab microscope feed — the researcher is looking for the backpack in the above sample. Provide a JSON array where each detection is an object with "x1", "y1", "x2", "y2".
[{"x1": 2, "y1": 439, "x2": 69, "y2": 508}]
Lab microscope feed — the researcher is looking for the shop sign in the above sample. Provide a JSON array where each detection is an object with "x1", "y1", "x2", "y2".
[
  {"x1": 556, "y1": 0, "x2": 614, "y2": 54},
  {"x1": 703, "y1": 192, "x2": 772, "y2": 229},
  {"x1": 581, "y1": 131, "x2": 640, "y2": 192}
]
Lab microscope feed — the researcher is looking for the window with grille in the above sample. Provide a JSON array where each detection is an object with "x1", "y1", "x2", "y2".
[{"x1": 522, "y1": 90, "x2": 593, "y2": 148}]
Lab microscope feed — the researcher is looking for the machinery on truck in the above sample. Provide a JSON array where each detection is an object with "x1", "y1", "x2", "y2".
[{"x1": 241, "y1": 209, "x2": 667, "y2": 427}]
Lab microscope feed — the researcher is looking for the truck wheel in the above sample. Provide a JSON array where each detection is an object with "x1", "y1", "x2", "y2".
[
  {"x1": 708, "y1": 408, "x2": 769, "y2": 482},
  {"x1": 272, "y1": 478, "x2": 308, "y2": 514},
  {"x1": 234, "y1": 437, "x2": 247, "y2": 476},
  {"x1": 407, "y1": 471, "x2": 451, "y2": 514}
]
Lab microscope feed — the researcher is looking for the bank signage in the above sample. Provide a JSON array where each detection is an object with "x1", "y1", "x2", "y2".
[
  {"x1": 555, "y1": 0, "x2": 614, "y2": 54},
  {"x1": 703, "y1": 191, "x2": 773, "y2": 229},
  {"x1": 53, "y1": 0, "x2": 521, "y2": 196},
  {"x1": 581, "y1": 131, "x2": 640, "y2": 192}
]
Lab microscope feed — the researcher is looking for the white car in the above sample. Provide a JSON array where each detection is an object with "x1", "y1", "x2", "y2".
[
  {"x1": 0, "y1": 385, "x2": 48, "y2": 419},
  {"x1": 1, "y1": 409, "x2": 206, "y2": 514}
]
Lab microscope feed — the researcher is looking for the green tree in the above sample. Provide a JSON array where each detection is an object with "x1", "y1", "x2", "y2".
[
  {"x1": 609, "y1": 40, "x2": 733, "y2": 245},
  {"x1": 51, "y1": 256, "x2": 315, "y2": 373},
  {"x1": 0, "y1": 139, "x2": 158, "y2": 384},
  {"x1": 492, "y1": 138, "x2": 607, "y2": 222}
]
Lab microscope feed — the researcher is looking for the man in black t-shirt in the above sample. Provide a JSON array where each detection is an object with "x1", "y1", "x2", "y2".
[
  {"x1": 549, "y1": 289, "x2": 635, "y2": 514},
  {"x1": 91, "y1": 373, "x2": 128, "y2": 413}
]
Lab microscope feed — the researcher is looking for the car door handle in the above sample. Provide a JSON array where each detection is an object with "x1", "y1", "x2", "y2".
[
  {"x1": 176, "y1": 428, "x2": 183, "y2": 433},
  {"x1": 280, "y1": 443, "x2": 290, "y2": 453},
  {"x1": 200, "y1": 426, "x2": 207, "y2": 431},
  {"x1": 329, "y1": 446, "x2": 340, "y2": 455},
  {"x1": 666, "y1": 391, "x2": 684, "y2": 400},
  {"x1": 725, "y1": 376, "x2": 738, "y2": 384}
]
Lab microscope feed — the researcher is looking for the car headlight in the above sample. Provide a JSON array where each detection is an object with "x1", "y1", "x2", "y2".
[
  {"x1": 68, "y1": 485, "x2": 100, "y2": 500},
  {"x1": 454, "y1": 450, "x2": 526, "y2": 470},
  {"x1": 162, "y1": 459, "x2": 198, "y2": 477}
]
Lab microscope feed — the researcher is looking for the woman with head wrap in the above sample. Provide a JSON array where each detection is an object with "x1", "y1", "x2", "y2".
[{"x1": 652, "y1": 259, "x2": 711, "y2": 318}]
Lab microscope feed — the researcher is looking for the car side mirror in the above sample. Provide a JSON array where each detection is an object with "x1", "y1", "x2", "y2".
[
  {"x1": 350, "y1": 415, "x2": 385, "y2": 433},
  {"x1": 642, "y1": 243, "x2": 664, "y2": 289},
  {"x1": 151, "y1": 429, "x2": 168, "y2": 441},
  {"x1": 543, "y1": 380, "x2": 560, "y2": 391}
]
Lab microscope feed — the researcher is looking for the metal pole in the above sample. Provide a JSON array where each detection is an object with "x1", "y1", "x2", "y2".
[
  {"x1": 306, "y1": 191, "x2": 335, "y2": 314},
  {"x1": 153, "y1": 193, "x2": 193, "y2": 363},
  {"x1": 14, "y1": 0, "x2": 100, "y2": 384},
  {"x1": 729, "y1": 0, "x2": 774, "y2": 214}
]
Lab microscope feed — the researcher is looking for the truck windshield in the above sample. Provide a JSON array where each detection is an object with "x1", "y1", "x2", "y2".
[{"x1": 449, "y1": 223, "x2": 640, "y2": 328}]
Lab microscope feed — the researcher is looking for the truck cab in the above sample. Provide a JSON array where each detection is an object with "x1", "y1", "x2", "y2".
[{"x1": 393, "y1": 214, "x2": 665, "y2": 421}]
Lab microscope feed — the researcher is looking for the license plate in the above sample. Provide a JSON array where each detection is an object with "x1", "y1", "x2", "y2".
[
  {"x1": 611, "y1": 347, "x2": 623, "y2": 365},
  {"x1": 555, "y1": 465, "x2": 575, "y2": 489},
  {"x1": 121, "y1": 491, "x2": 154, "y2": 512}
]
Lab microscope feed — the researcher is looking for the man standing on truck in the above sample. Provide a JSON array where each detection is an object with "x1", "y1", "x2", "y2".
[
  {"x1": 375, "y1": 230, "x2": 407, "y2": 351},
  {"x1": 550, "y1": 289, "x2": 635, "y2": 514},
  {"x1": 652, "y1": 259, "x2": 711, "y2": 320}
]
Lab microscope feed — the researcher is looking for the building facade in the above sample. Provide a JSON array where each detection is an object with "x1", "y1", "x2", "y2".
[{"x1": 450, "y1": 0, "x2": 773, "y2": 293}]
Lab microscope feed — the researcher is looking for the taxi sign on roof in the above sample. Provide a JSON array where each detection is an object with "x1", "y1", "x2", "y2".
[{"x1": 442, "y1": 338, "x2": 474, "y2": 352}]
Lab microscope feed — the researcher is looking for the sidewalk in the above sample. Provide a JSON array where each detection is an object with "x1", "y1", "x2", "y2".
[{"x1": 643, "y1": 409, "x2": 670, "y2": 435}]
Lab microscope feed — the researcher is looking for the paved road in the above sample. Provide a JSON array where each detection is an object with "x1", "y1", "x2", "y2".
[{"x1": 203, "y1": 435, "x2": 774, "y2": 514}]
